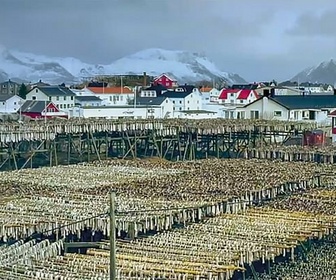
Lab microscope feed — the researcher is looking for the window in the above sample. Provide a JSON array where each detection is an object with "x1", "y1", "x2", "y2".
[
  {"x1": 187, "y1": 107, "x2": 190, "y2": 110},
  {"x1": 173, "y1": 107, "x2": 175, "y2": 111},
  {"x1": 120, "y1": 96, "x2": 123, "y2": 101},
  {"x1": 173, "y1": 101, "x2": 175, "y2": 104},
  {"x1": 32, "y1": 96, "x2": 36, "y2": 100},
  {"x1": 35, "y1": 89, "x2": 38, "y2": 93},
  {"x1": 56, "y1": 96, "x2": 59, "y2": 101},
  {"x1": 2, "y1": 102, "x2": 4, "y2": 105},
  {"x1": 60, "y1": 104, "x2": 63, "y2": 109},
  {"x1": 187, "y1": 101, "x2": 190, "y2": 104},
  {"x1": 63, "y1": 96, "x2": 66, "y2": 101},
  {"x1": 251, "y1": 110, "x2": 259, "y2": 119},
  {"x1": 274, "y1": 111, "x2": 282, "y2": 117},
  {"x1": 179, "y1": 107, "x2": 182, "y2": 110},
  {"x1": 230, "y1": 93, "x2": 234, "y2": 97},
  {"x1": 14, "y1": 102, "x2": 16, "y2": 105},
  {"x1": 240, "y1": 100, "x2": 244, "y2": 103},
  {"x1": 166, "y1": 99, "x2": 168, "y2": 103},
  {"x1": 49, "y1": 97, "x2": 51, "y2": 101},
  {"x1": 71, "y1": 96, "x2": 74, "y2": 100},
  {"x1": 179, "y1": 100, "x2": 182, "y2": 104}
]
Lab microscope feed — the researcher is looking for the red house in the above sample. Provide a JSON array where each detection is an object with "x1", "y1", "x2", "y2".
[
  {"x1": 20, "y1": 100, "x2": 68, "y2": 119},
  {"x1": 153, "y1": 73, "x2": 178, "y2": 89}
]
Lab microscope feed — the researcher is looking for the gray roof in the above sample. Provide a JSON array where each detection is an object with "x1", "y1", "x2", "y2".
[
  {"x1": 135, "y1": 96, "x2": 168, "y2": 106},
  {"x1": 247, "y1": 95, "x2": 336, "y2": 110},
  {"x1": 273, "y1": 95, "x2": 336, "y2": 109},
  {"x1": 21, "y1": 101, "x2": 48, "y2": 113},
  {"x1": 162, "y1": 91, "x2": 191, "y2": 98},
  {"x1": 75, "y1": 96, "x2": 102, "y2": 102},
  {"x1": 35, "y1": 86, "x2": 76, "y2": 97},
  {"x1": 0, "y1": 95, "x2": 15, "y2": 102},
  {"x1": 0, "y1": 80, "x2": 21, "y2": 87}
]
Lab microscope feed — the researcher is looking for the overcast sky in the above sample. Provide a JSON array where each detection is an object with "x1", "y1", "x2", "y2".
[{"x1": 1, "y1": 0, "x2": 336, "y2": 82}]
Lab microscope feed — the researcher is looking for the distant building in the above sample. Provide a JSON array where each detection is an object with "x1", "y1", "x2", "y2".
[
  {"x1": 162, "y1": 85, "x2": 202, "y2": 117},
  {"x1": 140, "y1": 84, "x2": 168, "y2": 98},
  {"x1": 153, "y1": 74, "x2": 178, "y2": 89},
  {"x1": 218, "y1": 89, "x2": 259, "y2": 105},
  {"x1": 26, "y1": 86, "x2": 76, "y2": 111},
  {"x1": 0, "y1": 95, "x2": 24, "y2": 113},
  {"x1": 0, "y1": 80, "x2": 21, "y2": 95},
  {"x1": 75, "y1": 96, "x2": 103, "y2": 107},
  {"x1": 243, "y1": 95, "x2": 336, "y2": 124},
  {"x1": 86, "y1": 86, "x2": 134, "y2": 106},
  {"x1": 20, "y1": 100, "x2": 68, "y2": 119},
  {"x1": 135, "y1": 96, "x2": 174, "y2": 119}
]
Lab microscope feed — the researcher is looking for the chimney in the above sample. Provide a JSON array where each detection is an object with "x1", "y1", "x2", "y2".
[{"x1": 143, "y1": 72, "x2": 147, "y2": 87}]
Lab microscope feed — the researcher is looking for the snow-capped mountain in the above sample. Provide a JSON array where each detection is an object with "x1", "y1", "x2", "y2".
[
  {"x1": 0, "y1": 46, "x2": 246, "y2": 85},
  {"x1": 291, "y1": 59, "x2": 336, "y2": 85}
]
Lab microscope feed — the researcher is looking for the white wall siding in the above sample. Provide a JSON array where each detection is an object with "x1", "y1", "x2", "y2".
[
  {"x1": 0, "y1": 96, "x2": 24, "y2": 113},
  {"x1": 69, "y1": 106, "x2": 164, "y2": 119}
]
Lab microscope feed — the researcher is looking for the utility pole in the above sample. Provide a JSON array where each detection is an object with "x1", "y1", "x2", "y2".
[{"x1": 110, "y1": 191, "x2": 116, "y2": 280}]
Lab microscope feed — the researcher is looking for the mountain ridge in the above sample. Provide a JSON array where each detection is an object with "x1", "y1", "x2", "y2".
[
  {"x1": 291, "y1": 59, "x2": 336, "y2": 85},
  {"x1": 0, "y1": 46, "x2": 246, "y2": 85}
]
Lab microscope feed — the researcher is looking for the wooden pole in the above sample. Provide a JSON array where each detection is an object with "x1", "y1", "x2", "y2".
[{"x1": 110, "y1": 191, "x2": 116, "y2": 280}]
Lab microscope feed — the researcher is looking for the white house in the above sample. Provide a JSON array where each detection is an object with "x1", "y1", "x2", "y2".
[
  {"x1": 273, "y1": 86, "x2": 303, "y2": 96},
  {"x1": 209, "y1": 89, "x2": 221, "y2": 103},
  {"x1": 218, "y1": 89, "x2": 259, "y2": 105},
  {"x1": 69, "y1": 105, "x2": 165, "y2": 119},
  {"x1": 162, "y1": 85, "x2": 202, "y2": 117},
  {"x1": 26, "y1": 86, "x2": 76, "y2": 111},
  {"x1": 0, "y1": 95, "x2": 24, "y2": 114},
  {"x1": 243, "y1": 95, "x2": 336, "y2": 125},
  {"x1": 135, "y1": 96, "x2": 174, "y2": 119},
  {"x1": 86, "y1": 86, "x2": 134, "y2": 106}
]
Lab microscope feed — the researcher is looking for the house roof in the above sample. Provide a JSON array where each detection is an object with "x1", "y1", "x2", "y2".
[
  {"x1": 178, "y1": 85, "x2": 196, "y2": 93},
  {"x1": 87, "y1": 86, "x2": 133, "y2": 94},
  {"x1": 0, "y1": 94, "x2": 17, "y2": 102},
  {"x1": 162, "y1": 91, "x2": 191, "y2": 98},
  {"x1": 246, "y1": 95, "x2": 336, "y2": 110},
  {"x1": 135, "y1": 96, "x2": 168, "y2": 106},
  {"x1": 154, "y1": 73, "x2": 178, "y2": 82},
  {"x1": 273, "y1": 95, "x2": 336, "y2": 109},
  {"x1": 218, "y1": 89, "x2": 240, "y2": 100},
  {"x1": 30, "y1": 80, "x2": 50, "y2": 87},
  {"x1": 142, "y1": 84, "x2": 168, "y2": 95},
  {"x1": 21, "y1": 101, "x2": 49, "y2": 113},
  {"x1": 35, "y1": 86, "x2": 76, "y2": 97},
  {"x1": 237, "y1": 89, "x2": 259, "y2": 100},
  {"x1": 0, "y1": 80, "x2": 21, "y2": 87},
  {"x1": 329, "y1": 110, "x2": 336, "y2": 116},
  {"x1": 75, "y1": 96, "x2": 102, "y2": 102},
  {"x1": 200, "y1": 86, "x2": 213, "y2": 92}
]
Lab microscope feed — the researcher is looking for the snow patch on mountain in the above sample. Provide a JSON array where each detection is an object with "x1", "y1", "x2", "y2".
[{"x1": 0, "y1": 46, "x2": 246, "y2": 85}]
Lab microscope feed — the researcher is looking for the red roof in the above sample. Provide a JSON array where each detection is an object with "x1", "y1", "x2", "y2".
[
  {"x1": 218, "y1": 89, "x2": 239, "y2": 100},
  {"x1": 329, "y1": 110, "x2": 336, "y2": 116},
  {"x1": 237, "y1": 89, "x2": 259, "y2": 100}
]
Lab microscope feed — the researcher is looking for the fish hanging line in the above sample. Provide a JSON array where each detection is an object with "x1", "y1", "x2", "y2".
[{"x1": 20, "y1": 201, "x2": 214, "y2": 242}]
